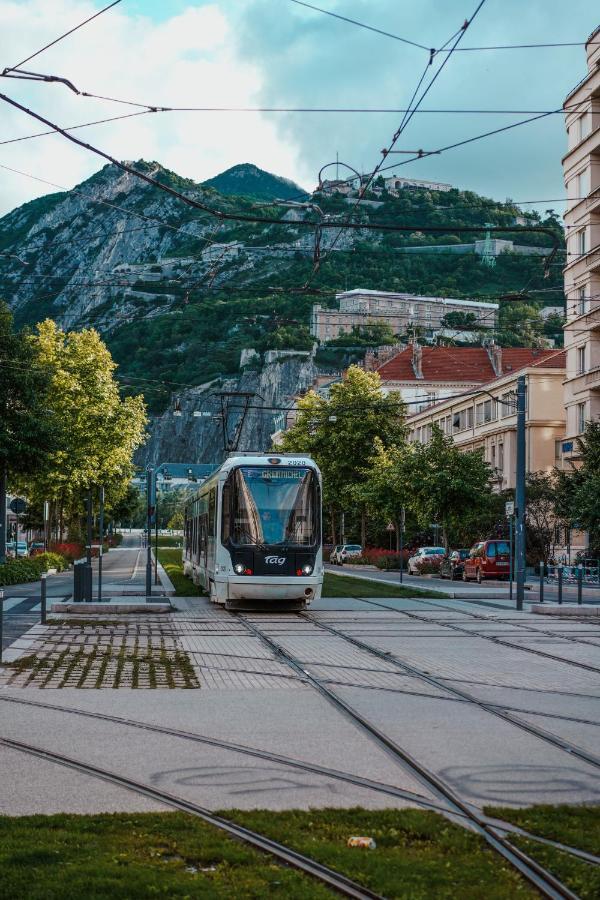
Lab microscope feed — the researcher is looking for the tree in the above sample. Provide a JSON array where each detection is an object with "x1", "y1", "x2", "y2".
[
  {"x1": 0, "y1": 302, "x2": 58, "y2": 560},
  {"x1": 555, "y1": 422, "x2": 600, "y2": 557},
  {"x1": 357, "y1": 439, "x2": 414, "y2": 551},
  {"x1": 525, "y1": 472, "x2": 557, "y2": 563},
  {"x1": 23, "y1": 320, "x2": 147, "y2": 537},
  {"x1": 401, "y1": 426, "x2": 493, "y2": 549},
  {"x1": 441, "y1": 311, "x2": 478, "y2": 330},
  {"x1": 277, "y1": 366, "x2": 407, "y2": 544}
]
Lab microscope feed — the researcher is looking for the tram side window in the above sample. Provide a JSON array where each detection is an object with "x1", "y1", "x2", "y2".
[
  {"x1": 208, "y1": 489, "x2": 216, "y2": 538},
  {"x1": 221, "y1": 478, "x2": 231, "y2": 542}
]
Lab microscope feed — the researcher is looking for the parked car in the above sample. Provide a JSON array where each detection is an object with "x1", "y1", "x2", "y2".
[
  {"x1": 462, "y1": 539, "x2": 511, "y2": 583},
  {"x1": 407, "y1": 547, "x2": 445, "y2": 575},
  {"x1": 439, "y1": 549, "x2": 470, "y2": 580},
  {"x1": 28, "y1": 541, "x2": 46, "y2": 557},
  {"x1": 6, "y1": 540, "x2": 28, "y2": 558},
  {"x1": 329, "y1": 544, "x2": 362, "y2": 565}
]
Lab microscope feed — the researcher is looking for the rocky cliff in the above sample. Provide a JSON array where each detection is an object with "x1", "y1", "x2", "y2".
[{"x1": 140, "y1": 352, "x2": 318, "y2": 466}]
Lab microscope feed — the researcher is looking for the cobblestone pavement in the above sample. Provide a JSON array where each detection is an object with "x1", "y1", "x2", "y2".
[{"x1": 0, "y1": 618, "x2": 198, "y2": 689}]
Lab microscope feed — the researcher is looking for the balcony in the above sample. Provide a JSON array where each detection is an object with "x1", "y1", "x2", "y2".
[{"x1": 585, "y1": 365, "x2": 600, "y2": 390}]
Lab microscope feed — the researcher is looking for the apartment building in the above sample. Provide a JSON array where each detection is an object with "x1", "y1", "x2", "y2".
[
  {"x1": 375, "y1": 343, "x2": 556, "y2": 413},
  {"x1": 562, "y1": 25, "x2": 600, "y2": 457},
  {"x1": 310, "y1": 289, "x2": 498, "y2": 342},
  {"x1": 383, "y1": 176, "x2": 453, "y2": 193},
  {"x1": 406, "y1": 353, "x2": 566, "y2": 491}
]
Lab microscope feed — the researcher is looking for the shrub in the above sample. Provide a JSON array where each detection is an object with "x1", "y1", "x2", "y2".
[
  {"x1": 0, "y1": 552, "x2": 68, "y2": 585},
  {"x1": 418, "y1": 558, "x2": 443, "y2": 575},
  {"x1": 50, "y1": 541, "x2": 84, "y2": 562},
  {"x1": 353, "y1": 548, "x2": 410, "y2": 570},
  {"x1": 108, "y1": 532, "x2": 124, "y2": 547}
]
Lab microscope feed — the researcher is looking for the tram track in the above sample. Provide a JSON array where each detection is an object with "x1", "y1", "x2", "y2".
[
  {"x1": 0, "y1": 734, "x2": 381, "y2": 900},
  {"x1": 233, "y1": 612, "x2": 581, "y2": 900},
  {"x1": 339, "y1": 599, "x2": 600, "y2": 676},
  {"x1": 296, "y1": 611, "x2": 600, "y2": 773}
]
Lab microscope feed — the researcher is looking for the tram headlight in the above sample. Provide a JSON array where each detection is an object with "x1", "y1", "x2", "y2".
[
  {"x1": 301, "y1": 563, "x2": 313, "y2": 575},
  {"x1": 234, "y1": 563, "x2": 245, "y2": 575}
]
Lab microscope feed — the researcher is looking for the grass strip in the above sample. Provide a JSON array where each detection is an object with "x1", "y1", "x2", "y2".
[
  {"x1": 486, "y1": 804, "x2": 600, "y2": 899},
  {"x1": 323, "y1": 572, "x2": 447, "y2": 599},
  {"x1": 0, "y1": 809, "x2": 542, "y2": 899},
  {"x1": 156, "y1": 548, "x2": 205, "y2": 596}
]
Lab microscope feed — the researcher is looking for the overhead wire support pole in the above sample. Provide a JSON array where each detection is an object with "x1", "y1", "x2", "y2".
[
  {"x1": 146, "y1": 468, "x2": 154, "y2": 598},
  {"x1": 515, "y1": 376, "x2": 527, "y2": 611}
]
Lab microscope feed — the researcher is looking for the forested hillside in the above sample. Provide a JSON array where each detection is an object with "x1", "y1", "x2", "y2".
[{"x1": 0, "y1": 160, "x2": 565, "y2": 410}]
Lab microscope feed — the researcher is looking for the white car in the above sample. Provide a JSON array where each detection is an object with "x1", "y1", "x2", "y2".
[
  {"x1": 407, "y1": 546, "x2": 445, "y2": 575},
  {"x1": 329, "y1": 544, "x2": 362, "y2": 565}
]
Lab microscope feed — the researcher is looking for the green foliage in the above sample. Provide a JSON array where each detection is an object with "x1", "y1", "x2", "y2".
[
  {"x1": 399, "y1": 426, "x2": 494, "y2": 548},
  {"x1": 21, "y1": 321, "x2": 147, "y2": 531},
  {"x1": 278, "y1": 366, "x2": 407, "y2": 527},
  {"x1": 554, "y1": 422, "x2": 600, "y2": 555},
  {"x1": 0, "y1": 302, "x2": 57, "y2": 479},
  {"x1": 0, "y1": 551, "x2": 68, "y2": 586}
]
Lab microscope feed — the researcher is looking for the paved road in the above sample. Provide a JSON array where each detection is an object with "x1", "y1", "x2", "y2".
[
  {"x1": 326, "y1": 563, "x2": 600, "y2": 606},
  {"x1": 1, "y1": 533, "x2": 149, "y2": 651},
  {"x1": 2, "y1": 592, "x2": 600, "y2": 816}
]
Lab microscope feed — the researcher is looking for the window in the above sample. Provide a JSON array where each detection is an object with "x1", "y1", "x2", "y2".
[
  {"x1": 577, "y1": 345, "x2": 586, "y2": 375},
  {"x1": 578, "y1": 287, "x2": 587, "y2": 316},
  {"x1": 466, "y1": 406, "x2": 474, "y2": 428},
  {"x1": 498, "y1": 443, "x2": 504, "y2": 471},
  {"x1": 578, "y1": 402, "x2": 586, "y2": 434},
  {"x1": 578, "y1": 229, "x2": 587, "y2": 256},
  {"x1": 554, "y1": 440, "x2": 562, "y2": 461},
  {"x1": 491, "y1": 444, "x2": 496, "y2": 468},
  {"x1": 500, "y1": 392, "x2": 512, "y2": 418},
  {"x1": 578, "y1": 168, "x2": 591, "y2": 198},
  {"x1": 475, "y1": 402, "x2": 484, "y2": 425}
]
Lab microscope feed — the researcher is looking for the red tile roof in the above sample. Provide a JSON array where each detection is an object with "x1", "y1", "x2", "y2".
[{"x1": 376, "y1": 346, "x2": 564, "y2": 384}]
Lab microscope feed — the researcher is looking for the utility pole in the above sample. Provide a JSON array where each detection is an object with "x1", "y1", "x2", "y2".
[
  {"x1": 515, "y1": 375, "x2": 527, "y2": 610},
  {"x1": 85, "y1": 489, "x2": 93, "y2": 602},
  {"x1": 98, "y1": 486, "x2": 104, "y2": 602},
  {"x1": 146, "y1": 467, "x2": 154, "y2": 597},
  {"x1": 0, "y1": 468, "x2": 6, "y2": 565}
]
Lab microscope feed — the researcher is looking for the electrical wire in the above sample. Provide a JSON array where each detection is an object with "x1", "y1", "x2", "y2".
[
  {"x1": 2, "y1": 0, "x2": 123, "y2": 74},
  {"x1": 0, "y1": 110, "x2": 155, "y2": 146}
]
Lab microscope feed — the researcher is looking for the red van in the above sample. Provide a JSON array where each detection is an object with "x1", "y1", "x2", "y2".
[{"x1": 462, "y1": 540, "x2": 511, "y2": 583}]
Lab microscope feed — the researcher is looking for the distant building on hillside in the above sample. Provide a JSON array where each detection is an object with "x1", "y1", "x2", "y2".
[
  {"x1": 383, "y1": 176, "x2": 453, "y2": 193},
  {"x1": 374, "y1": 343, "x2": 561, "y2": 413},
  {"x1": 310, "y1": 289, "x2": 498, "y2": 342}
]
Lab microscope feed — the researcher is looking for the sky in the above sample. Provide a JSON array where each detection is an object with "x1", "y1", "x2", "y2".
[{"x1": 0, "y1": 0, "x2": 597, "y2": 217}]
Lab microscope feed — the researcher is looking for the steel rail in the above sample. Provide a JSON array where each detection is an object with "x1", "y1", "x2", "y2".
[
  {"x1": 299, "y1": 611, "x2": 600, "y2": 773},
  {"x1": 0, "y1": 694, "x2": 438, "y2": 812},
  {"x1": 234, "y1": 613, "x2": 579, "y2": 900},
  {"x1": 0, "y1": 734, "x2": 382, "y2": 900}
]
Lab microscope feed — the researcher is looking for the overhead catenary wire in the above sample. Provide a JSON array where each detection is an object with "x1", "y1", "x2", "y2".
[{"x1": 2, "y1": 0, "x2": 123, "y2": 75}]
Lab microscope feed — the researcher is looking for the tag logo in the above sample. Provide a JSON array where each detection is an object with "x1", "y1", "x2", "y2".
[{"x1": 265, "y1": 556, "x2": 286, "y2": 565}]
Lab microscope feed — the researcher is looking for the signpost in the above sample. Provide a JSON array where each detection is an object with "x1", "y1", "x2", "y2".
[
  {"x1": 505, "y1": 500, "x2": 515, "y2": 604},
  {"x1": 399, "y1": 507, "x2": 405, "y2": 585}
]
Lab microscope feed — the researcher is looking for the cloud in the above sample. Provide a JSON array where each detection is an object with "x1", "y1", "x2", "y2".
[
  {"x1": 0, "y1": 0, "x2": 597, "y2": 217},
  {"x1": 0, "y1": 0, "x2": 302, "y2": 215}
]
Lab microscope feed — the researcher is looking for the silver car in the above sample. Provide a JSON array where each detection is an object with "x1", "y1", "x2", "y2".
[
  {"x1": 407, "y1": 546, "x2": 445, "y2": 575},
  {"x1": 329, "y1": 544, "x2": 362, "y2": 565}
]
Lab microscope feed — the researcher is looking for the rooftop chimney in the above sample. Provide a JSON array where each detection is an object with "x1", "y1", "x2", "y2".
[
  {"x1": 411, "y1": 342, "x2": 424, "y2": 379},
  {"x1": 487, "y1": 340, "x2": 503, "y2": 377}
]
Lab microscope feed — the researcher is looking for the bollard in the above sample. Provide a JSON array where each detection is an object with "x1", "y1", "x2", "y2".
[
  {"x1": 84, "y1": 563, "x2": 93, "y2": 603},
  {"x1": 558, "y1": 567, "x2": 563, "y2": 605},
  {"x1": 539, "y1": 561, "x2": 544, "y2": 604},
  {"x1": 0, "y1": 589, "x2": 3, "y2": 664},
  {"x1": 577, "y1": 566, "x2": 583, "y2": 606},
  {"x1": 41, "y1": 574, "x2": 47, "y2": 625}
]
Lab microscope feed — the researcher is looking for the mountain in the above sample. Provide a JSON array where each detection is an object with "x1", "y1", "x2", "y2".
[
  {"x1": 0, "y1": 159, "x2": 564, "y2": 421},
  {"x1": 202, "y1": 163, "x2": 307, "y2": 200}
]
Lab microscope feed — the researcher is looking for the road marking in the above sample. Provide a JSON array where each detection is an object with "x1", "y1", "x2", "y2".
[{"x1": 130, "y1": 548, "x2": 142, "y2": 581}]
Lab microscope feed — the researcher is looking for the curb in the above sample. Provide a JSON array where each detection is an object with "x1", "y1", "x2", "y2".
[
  {"x1": 50, "y1": 602, "x2": 171, "y2": 614},
  {"x1": 152, "y1": 552, "x2": 176, "y2": 596},
  {"x1": 532, "y1": 604, "x2": 600, "y2": 616}
]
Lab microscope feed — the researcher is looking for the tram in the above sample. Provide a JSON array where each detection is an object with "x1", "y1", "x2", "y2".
[{"x1": 183, "y1": 454, "x2": 322, "y2": 609}]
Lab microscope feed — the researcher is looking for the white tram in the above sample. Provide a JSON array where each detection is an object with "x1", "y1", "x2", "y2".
[{"x1": 183, "y1": 454, "x2": 323, "y2": 609}]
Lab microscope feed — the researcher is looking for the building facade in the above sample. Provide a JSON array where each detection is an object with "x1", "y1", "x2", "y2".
[
  {"x1": 310, "y1": 289, "x2": 498, "y2": 342},
  {"x1": 562, "y1": 26, "x2": 600, "y2": 456},
  {"x1": 373, "y1": 343, "x2": 558, "y2": 414},
  {"x1": 406, "y1": 356, "x2": 566, "y2": 492}
]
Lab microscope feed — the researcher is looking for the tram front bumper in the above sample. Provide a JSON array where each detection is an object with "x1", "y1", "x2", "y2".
[{"x1": 226, "y1": 575, "x2": 322, "y2": 603}]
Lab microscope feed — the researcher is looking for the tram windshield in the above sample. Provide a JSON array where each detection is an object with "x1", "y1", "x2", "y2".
[{"x1": 224, "y1": 466, "x2": 318, "y2": 547}]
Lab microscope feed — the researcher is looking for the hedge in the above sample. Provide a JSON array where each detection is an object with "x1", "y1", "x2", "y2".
[{"x1": 0, "y1": 552, "x2": 69, "y2": 586}]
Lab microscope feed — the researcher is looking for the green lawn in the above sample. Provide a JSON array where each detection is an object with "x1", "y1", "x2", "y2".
[
  {"x1": 486, "y1": 804, "x2": 600, "y2": 900},
  {"x1": 0, "y1": 808, "x2": 543, "y2": 900},
  {"x1": 156, "y1": 535, "x2": 183, "y2": 548},
  {"x1": 156, "y1": 548, "x2": 204, "y2": 596},
  {"x1": 323, "y1": 571, "x2": 446, "y2": 599}
]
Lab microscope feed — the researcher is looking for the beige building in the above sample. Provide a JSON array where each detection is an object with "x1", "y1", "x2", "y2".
[
  {"x1": 375, "y1": 343, "x2": 559, "y2": 414},
  {"x1": 406, "y1": 354, "x2": 566, "y2": 492},
  {"x1": 311, "y1": 289, "x2": 498, "y2": 342},
  {"x1": 562, "y1": 25, "x2": 600, "y2": 457}
]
